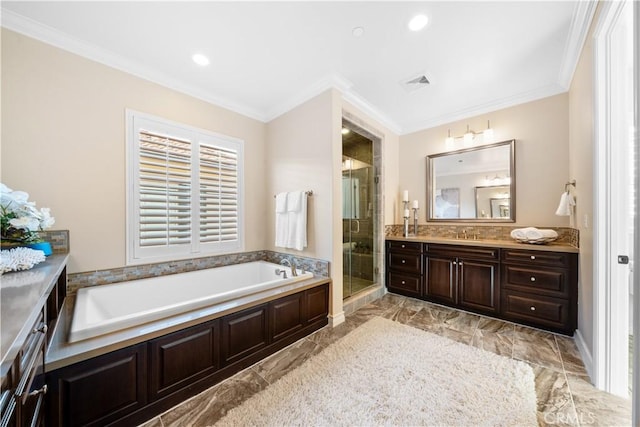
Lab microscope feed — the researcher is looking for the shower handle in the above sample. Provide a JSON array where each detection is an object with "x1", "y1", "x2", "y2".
[{"x1": 351, "y1": 219, "x2": 360, "y2": 234}]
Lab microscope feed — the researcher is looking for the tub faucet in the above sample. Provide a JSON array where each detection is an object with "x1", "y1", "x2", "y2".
[
  {"x1": 280, "y1": 258, "x2": 298, "y2": 276},
  {"x1": 275, "y1": 268, "x2": 288, "y2": 279}
]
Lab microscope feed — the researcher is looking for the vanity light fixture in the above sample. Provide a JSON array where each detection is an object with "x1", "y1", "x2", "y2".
[{"x1": 444, "y1": 120, "x2": 494, "y2": 148}]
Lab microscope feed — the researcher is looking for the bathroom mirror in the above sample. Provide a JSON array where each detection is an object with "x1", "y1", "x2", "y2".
[{"x1": 426, "y1": 140, "x2": 515, "y2": 222}]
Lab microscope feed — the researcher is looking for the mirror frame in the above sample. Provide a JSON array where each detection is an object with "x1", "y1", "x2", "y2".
[{"x1": 426, "y1": 139, "x2": 516, "y2": 222}]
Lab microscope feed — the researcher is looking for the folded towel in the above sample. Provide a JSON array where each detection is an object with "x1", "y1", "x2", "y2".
[
  {"x1": 275, "y1": 192, "x2": 288, "y2": 213},
  {"x1": 511, "y1": 227, "x2": 558, "y2": 241},
  {"x1": 555, "y1": 191, "x2": 575, "y2": 216},
  {"x1": 286, "y1": 191, "x2": 307, "y2": 250},
  {"x1": 287, "y1": 191, "x2": 303, "y2": 212}
]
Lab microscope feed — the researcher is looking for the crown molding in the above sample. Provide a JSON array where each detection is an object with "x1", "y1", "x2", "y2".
[
  {"x1": 401, "y1": 83, "x2": 567, "y2": 135},
  {"x1": 340, "y1": 89, "x2": 403, "y2": 135},
  {"x1": 1, "y1": 8, "x2": 267, "y2": 122},
  {"x1": 557, "y1": 1, "x2": 598, "y2": 89}
]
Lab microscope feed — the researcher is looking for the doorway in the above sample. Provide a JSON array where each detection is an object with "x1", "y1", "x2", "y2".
[
  {"x1": 342, "y1": 122, "x2": 376, "y2": 298},
  {"x1": 594, "y1": 0, "x2": 636, "y2": 399}
]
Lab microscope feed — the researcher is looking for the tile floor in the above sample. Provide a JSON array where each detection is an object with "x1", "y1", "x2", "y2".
[{"x1": 141, "y1": 293, "x2": 632, "y2": 427}]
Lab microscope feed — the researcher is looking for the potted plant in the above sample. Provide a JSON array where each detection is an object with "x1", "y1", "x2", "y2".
[{"x1": 1, "y1": 183, "x2": 55, "y2": 255}]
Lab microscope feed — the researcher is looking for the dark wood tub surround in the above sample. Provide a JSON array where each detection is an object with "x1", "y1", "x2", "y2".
[
  {"x1": 386, "y1": 239, "x2": 578, "y2": 335},
  {"x1": 45, "y1": 281, "x2": 329, "y2": 427}
]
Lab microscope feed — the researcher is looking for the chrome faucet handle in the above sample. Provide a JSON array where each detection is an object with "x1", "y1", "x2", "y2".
[{"x1": 275, "y1": 268, "x2": 288, "y2": 279}]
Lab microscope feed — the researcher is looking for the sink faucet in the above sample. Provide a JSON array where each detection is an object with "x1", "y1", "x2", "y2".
[{"x1": 280, "y1": 258, "x2": 298, "y2": 276}]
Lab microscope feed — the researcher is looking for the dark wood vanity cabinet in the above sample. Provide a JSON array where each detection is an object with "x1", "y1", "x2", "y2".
[
  {"x1": 425, "y1": 245, "x2": 500, "y2": 316},
  {"x1": 385, "y1": 241, "x2": 423, "y2": 298},
  {"x1": 46, "y1": 282, "x2": 329, "y2": 427},
  {"x1": 501, "y1": 249, "x2": 578, "y2": 334},
  {"x1": 386, "y1": 239, "x2": 578, "y2": 335}
]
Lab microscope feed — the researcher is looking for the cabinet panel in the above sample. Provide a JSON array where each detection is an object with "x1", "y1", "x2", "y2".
[
  {"x1": 459, "y1": 260, "x2": 499, "y2": 314},
  {"x1": 306, "y1": 284, "x2": 329, "y2": 324},
  {"x1": 149, "y1": 320, "x2": 219, "y2": 400},
  {"x1": 502, "y1": 249, "x2": 571, "y2": 268},
  {"x1": 387, "y1": 271, "x2": 421, "y2": 297},
  {"x1": 425, "y1": 256, "x2": 456, "y2": 305},
  {"x1": 388, "y1": 253, "x2": 421, "y2": 274},
  {"x1": 270, "y1": 293, "x2": 305, "y2": 342},
  {"x1": 221, "y1": 304, "x2": 268, "y2": 366},
  {"x1": 502, "y1": 266, "x2": 567, "y2": 297},
  {"x1": 47, "y1": 344, "x2": 147, "y2": 427},
  {"x1": 387, "y1": 241, "x2": 422, "y2": 253},
  {"x1": 502, "y1": 291, "x2": 570, "y2": 332}
]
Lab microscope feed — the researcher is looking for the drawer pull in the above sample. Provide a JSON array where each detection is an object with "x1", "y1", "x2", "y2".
[
  {"x1": 530, "y1": 306, "x2": 536, "y2": 311},
  {"x1": 530, "y1": 255, "x2": 536, "y2": 260},
  {"x1": 453, "y1": 261, "x2": 457, "y2": 265},
  {"x1": 401, "y1": 244, "x2": 405, "y2": 248},
  {"x1": 530, "y1": 277, "x2": 536, "y2": 282},
  {"x1": 401, "y1": 259, "x2": 406, "y2": 264},
  {"x1": 401, "y1": 281, "x2": 406, "y2": 285},
  {"x1": 32, "y1": 324, "x2": 47, "y2": 334}
]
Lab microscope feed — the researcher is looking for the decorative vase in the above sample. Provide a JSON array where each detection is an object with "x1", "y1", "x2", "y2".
[{"x1": 27, "y1": 241, "x2": 53, "y2": 256}]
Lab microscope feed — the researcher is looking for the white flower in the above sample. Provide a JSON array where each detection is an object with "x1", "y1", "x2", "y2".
[
  {"x1": 9, "y1": 216, "x2": 40, "y2": 231},
  {"x1": 1, "y1": 187, "x2": 31, "y2": 212},
  {"x1": 38, "y1": 208, "x2": 55, "y2": 229}
]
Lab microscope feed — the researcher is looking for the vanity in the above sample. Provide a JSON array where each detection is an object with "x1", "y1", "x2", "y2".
[{"x1": 386, "y1": 237, "x2": 578, "y2": 335}]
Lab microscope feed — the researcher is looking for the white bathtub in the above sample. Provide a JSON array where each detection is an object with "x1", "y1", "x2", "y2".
[{"x1": 68, "y1": 261, "x2": 313, "y2": 343}]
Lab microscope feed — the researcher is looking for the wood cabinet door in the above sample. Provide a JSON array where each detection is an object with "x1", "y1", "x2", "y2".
[
  {"x1": 221, "y1": 304, "x2": 268, "y2": 367},
  {"x1": 46, "y1": 344, "x2": 147, "y2": 427},
  {"x1": 458, "y1": 259, "x2": 500, "y2": 314},
  {"x1": 148, "y1": 320, "x2": 219, "y2": 401},
  {"x1": 306, "y1": 284, "x2": 329, "y2": 325},
  {"x1": 425, "y1": 256, "x2": 456, "y2": 305},
  {"x1": 269, "y1": 292, "x2": 305, "y2": 342}
]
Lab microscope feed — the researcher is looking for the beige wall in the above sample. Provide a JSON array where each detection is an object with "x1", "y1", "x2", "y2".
[
  {"x1": 399, "y1": 94, "x2": 572, "y2": 227},
  {"x1": 1, "y1": 29, "x2": 267, "y2": 273},
  {"x1": 569, "y1": 3, "x2": 602, "y2": 359}
]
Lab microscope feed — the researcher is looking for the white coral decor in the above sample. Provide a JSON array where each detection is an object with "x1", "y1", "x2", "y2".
[{"x1": 0, "y1": 247, "x2": 46, "y2": 274}]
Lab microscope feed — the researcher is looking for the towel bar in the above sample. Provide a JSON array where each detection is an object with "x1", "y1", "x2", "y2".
[{"x1": 273, "y1": 190, "x2": 313, "y2": 198}]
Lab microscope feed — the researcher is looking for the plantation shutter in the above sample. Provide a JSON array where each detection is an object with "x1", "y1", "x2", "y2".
[
  {"x1": 199, "y1": 143, "x2": 239, "y2": 243},
  {"x1": 137, "y1": 130, "x2": 192, "y2": 247}
]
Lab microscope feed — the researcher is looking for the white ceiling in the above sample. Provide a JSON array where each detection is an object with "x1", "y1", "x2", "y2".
[{"x1": 1, "y1": 1, "x2": 595, "y2": 135}]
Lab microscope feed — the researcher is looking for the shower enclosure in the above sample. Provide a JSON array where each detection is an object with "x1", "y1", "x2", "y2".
[{"x1": 342, "y1": 126, "x2": 375, "y2": 298}]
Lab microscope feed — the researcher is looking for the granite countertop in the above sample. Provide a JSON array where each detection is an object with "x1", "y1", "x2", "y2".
[
  {"x1": 46, "y1": 275, "x2": 331, "y2": 371},
  {"x1": 386, "y1": 235, "x2": 579, "y2": 253},
  {"x1": 1, "y1": 253, "x2": 69, "y2": 380}
]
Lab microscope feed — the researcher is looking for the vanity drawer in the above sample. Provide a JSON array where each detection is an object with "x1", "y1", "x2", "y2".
[
  {"x1": 502, "y1": 266, "x2": 568, "y2": 298},
  {"x1": 502, "y1": 249, "x2": 571, "y2": 268},
  {"x1": 502, "y1": 291, "x2": 570, "y2": 332},
  {"x1": 387, "y1": 271, "x2": 421, "y2": 297},
  {"x1": 387, "y1": 241, "x2": 422, "y2": 254},
  {"x1": 428, "y1": 244, "x2": 499, "y2": 261},
  {"x1": 387, "y1": 253, "x2": 422, "y2": 274}
]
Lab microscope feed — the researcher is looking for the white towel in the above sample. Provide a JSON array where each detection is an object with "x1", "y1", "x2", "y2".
[
  {"x1": 275, "y1": 192, "x2": 289, "y2": 248},
  {"x1": 555, "y1": 191, "x2": 575, "y2": 216},
  {"x1": 510, "y1": 227, "x2": 536, "y2": 240},
  {"x1": 511, "y1": 227, "x2": 558, "y2": 241},
  {"x1": 286, "y1": 191, "x2": 303, "y2": 212},
  {"x1": 286, "y1": 191, "x2": 307, "y2": 250},
  {"x1": 275, "y1": 192, "x2": 288, "y2": 213}
]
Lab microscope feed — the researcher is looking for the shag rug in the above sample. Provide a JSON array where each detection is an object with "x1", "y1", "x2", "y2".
[{"x1": 217, "y1": 317, "x2": 537, "y2": 426}]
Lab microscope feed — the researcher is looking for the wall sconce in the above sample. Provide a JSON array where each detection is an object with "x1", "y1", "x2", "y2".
[{"x1": 445, "y1": 120, "x2": 494, "y2": 148}]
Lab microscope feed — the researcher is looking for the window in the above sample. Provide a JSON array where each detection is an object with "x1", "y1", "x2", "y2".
[{"x1": 126, "y1": 111, "x2": 244, "y2": 264}]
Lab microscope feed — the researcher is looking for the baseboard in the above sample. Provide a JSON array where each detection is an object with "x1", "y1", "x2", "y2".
[
  {"x1": 574, "y1": 328, "x2": 594, "y2": 381},
  {"x1": 329, "y1": 312, "x2": 345, "y2": 327}
]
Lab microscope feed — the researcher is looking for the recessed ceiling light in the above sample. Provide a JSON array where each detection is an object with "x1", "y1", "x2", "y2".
[
  {"x1": 352, "y1": 27, "x2": 364, "y2": 38},
  {"x1": 192, "y1": 53, "x2": 210, "y2": 66},
  {"x1": 408, "y1": 14, "x2": 429, "y2": 31},
  {"x1": 342, "y1": 128, "x2": 350, "y2": 135}
]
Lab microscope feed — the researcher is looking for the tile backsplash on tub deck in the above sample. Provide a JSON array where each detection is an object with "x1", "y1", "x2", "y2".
[
  {"x1": 67, "y1": 250, "x2": 330, "y2": 295},
  {"x1": 385, "y1": 224, "x2": 579, "y2": 248}
]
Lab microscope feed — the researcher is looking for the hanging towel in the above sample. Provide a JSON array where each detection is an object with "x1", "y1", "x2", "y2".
[
  {"x1": 287, "y1": 191, "x2": 307, "y2": 250},
  {"x1": 286, "y1": 191, "x2": 303, "y2": 212},
  {"x1": 275, "y1": 192, "x2": 289, "y2": 248},
  {"x1": 555, "y1": 191, "x2": 575, "y2": 216}
]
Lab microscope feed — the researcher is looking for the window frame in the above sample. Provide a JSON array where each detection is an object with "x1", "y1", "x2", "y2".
[{"x1": 126, "y1": 110, "x2": 244, "y2": 265}]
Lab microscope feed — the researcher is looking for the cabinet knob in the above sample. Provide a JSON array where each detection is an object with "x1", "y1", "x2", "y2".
[
  {"x1": 530, "y1": 277, "x2": 536, "y2": 282},
  {"x1": 401, "y1": 244, "x2": 405, "y2": 248},
  {"x1": 453, "y1": 261, "x2": 457, "y2": 265},
  {"x1": 401, "y1": 259, "x2": 406, "y2": 264},
  {"x1": 530, "y1": 306, "x2": 536, "y2": 311},
  {"x1": 401, "y1": 281, "x2": 406, "y2": 285},
  {"x1": 530, "y1": 255, "x2": 536, "y2": 260},
  {"x1": 28, "y1": 384, "x2": 48, "y2": 397},
  {"x1": 32, "y1": 324, "x2": 47, "y2": 334}
]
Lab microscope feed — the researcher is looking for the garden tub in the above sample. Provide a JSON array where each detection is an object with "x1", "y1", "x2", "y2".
[{"x1": 68, "y1": 261, "x2": 312, "y2": 342}]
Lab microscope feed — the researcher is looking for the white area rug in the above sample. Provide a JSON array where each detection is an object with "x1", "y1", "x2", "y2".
[{"x1": 217, "y1": 317, "x2": 537, "y2": 426}]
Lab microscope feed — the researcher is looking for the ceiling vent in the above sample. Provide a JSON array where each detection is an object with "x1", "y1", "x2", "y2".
[{"x1": 401, "y1": 72, "x2": 431, "y2": 93}]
